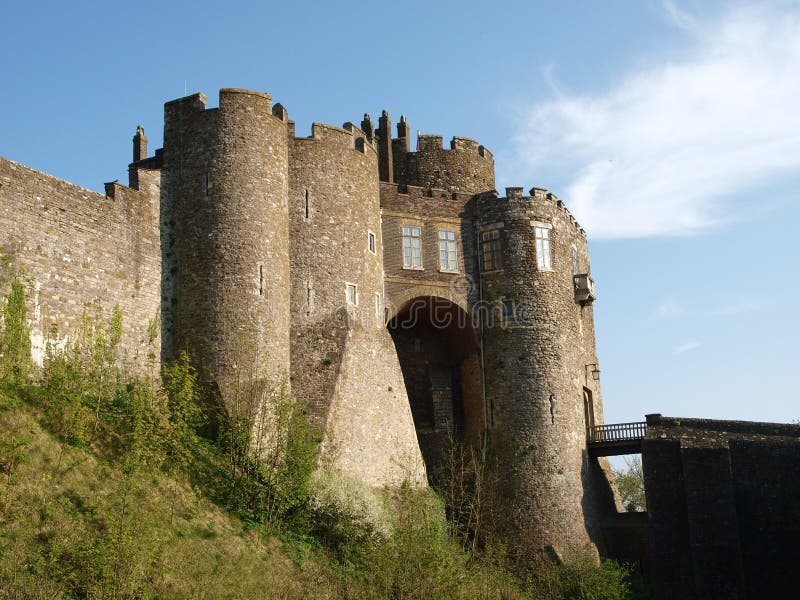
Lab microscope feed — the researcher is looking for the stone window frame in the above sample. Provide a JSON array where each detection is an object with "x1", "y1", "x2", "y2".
[
  {"x1": 345, "y1": 282, "x2": 358, "y2": 306},
  {"x1": 368, "y1": 230, "x2": 377, "y2": 255},
  {"x1": 480, "y1": 228, "x2": 503, "y2": 272},
  {"x1": 437, "y1": 229, "x2": 459, "y2": 273},
  {"x1": 533, "y1": 224, "x2": 553, "y2": 271},
  {"x1": 401, "y1": 224, "x2": 424, "y2": 270}
]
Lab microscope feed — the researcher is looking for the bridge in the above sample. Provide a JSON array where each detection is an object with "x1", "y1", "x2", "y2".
[{"x1": 587, "y1": 421, "x2": 647, "y2": 457}]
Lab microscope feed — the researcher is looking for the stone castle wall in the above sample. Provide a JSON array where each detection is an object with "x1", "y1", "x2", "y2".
[
  {"x1": 643, "y1": 415, "x2": 800, "y2": 599},
  {"x1": 380, "y1": 182, "x2": 478, "y2": 317},
  {"x1": 0, "y1": 157, "x2": 161, "y2": 372}
]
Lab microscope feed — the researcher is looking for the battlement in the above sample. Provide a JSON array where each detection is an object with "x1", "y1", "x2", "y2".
[
  {"x1": 220, "y1": 87, "x2": 273, "y2": 105},
  {"x1": 389, "y1": 125, "x2": 495, "y2": 195},
  {"x1": 397, "y1": 182, "x2": 472, "y2": 201},
  {"x1": 164, "y1": 89, "x2": 289, "y2": 127},
  {"x1": 164, "y1": 91, "x2": 208, "y2": 110},
  {"x1": 0, "y1": 157, "x2": 108, "y2": 203},
  {"x1": 164, "y1": 89, "x2": 378, "y2": 158},
  {"x1": 487, "y1": 185, "x2": 586, "y2": 237},
  {"x1": 379, "y1": 181, "x2": 475, "y2": 222},
  {"x1": 295, "y1": 121, "x2": 376, "y2": 156},
  {"x1": 380, "y1": 180, "x2": 473, "y2": 202},
  {"x1": 414, "y1": 134, "x2": 492, "y2": 160}
]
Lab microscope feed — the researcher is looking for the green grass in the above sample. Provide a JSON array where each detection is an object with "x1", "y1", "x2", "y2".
[
  {"x1": 0, "y1": 383, "x2": 644, "y2": 599},
  {"x1": 0, "y1": 387, "x2": 334, "y2": 599}
]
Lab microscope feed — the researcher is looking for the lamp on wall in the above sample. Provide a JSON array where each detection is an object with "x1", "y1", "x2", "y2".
[{"x1": 585, "y1": 363, "x2": 601, "y2": 382}]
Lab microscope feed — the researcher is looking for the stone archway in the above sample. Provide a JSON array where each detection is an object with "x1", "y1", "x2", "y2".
[{"x1": 387, "y1": 296, "x2": 484, "y2": 482}]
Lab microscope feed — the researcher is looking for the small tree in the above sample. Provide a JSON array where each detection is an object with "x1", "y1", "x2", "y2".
[
  {"x1": 613, "y1": 456, "x2": 646, "y2": 513},
  {"x1": 433, "y1": 431, "x2": 503, "y2": 555},
  {"x1": 1, "y1": 279, "x2": 32, "y2": 385}
]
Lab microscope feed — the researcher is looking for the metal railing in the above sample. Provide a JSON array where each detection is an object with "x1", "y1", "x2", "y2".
[{"x1": 588, "y1": 422, "x2": 647, "y2": 444}]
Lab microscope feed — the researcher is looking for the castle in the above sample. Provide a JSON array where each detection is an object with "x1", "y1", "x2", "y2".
[{"x1": 0, "y1": 88, "x2": 618, "y2": 559}]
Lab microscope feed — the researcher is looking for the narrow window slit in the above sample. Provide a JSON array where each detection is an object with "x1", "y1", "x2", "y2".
[{"x1": 259, "y1": 264, "x2": 264, "y2": 296}]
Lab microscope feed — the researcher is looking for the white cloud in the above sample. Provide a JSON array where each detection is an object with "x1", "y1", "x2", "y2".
[
  {"x1": 675, "y1": 340, "x2": 702, "y2": 354},
  {"x1": 511, "y1": 3, "x2": 800, "y2": 239}
]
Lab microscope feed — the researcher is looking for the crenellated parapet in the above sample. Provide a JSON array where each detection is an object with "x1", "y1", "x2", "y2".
[
  {"x1": 368, "y1": 110, "x2": 495, "y2": 195},
  {"x1": 394, "y1": 132, "x2": 495, "y2": 195},
  {"x1": 295, "y1": 121, "x2": 378, "y2": 157},
  {"x1": 380, "y1": 181, "x2": 474, "y2": 218}
]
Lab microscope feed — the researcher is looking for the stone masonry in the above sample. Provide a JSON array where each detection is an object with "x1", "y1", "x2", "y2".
[
  {"x1": 0, "y1": 87, "x2": 617, "y2": 559},
  {"x1": 643, "y1": 415, "x2": 800, "y2": 599}
]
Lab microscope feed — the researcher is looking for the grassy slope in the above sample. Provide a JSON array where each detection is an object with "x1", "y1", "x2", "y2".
[
  {"x1": 0, "y1": 384, "x2": 640, "y2": 600},
  {"x1": 0, "y1": 391, "x2": 337, "y2": 599}
]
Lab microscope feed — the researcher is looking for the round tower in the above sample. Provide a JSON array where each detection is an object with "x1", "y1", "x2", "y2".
[
  {"x1": 395, "y1": 135, "x2": 495, "y2": 195},
  {"x1": 163, "y1": 88, "x2": 291, "y2": 416},
  {"x1": 476, "y1": 187, "x2": 614, "y2": 560}
]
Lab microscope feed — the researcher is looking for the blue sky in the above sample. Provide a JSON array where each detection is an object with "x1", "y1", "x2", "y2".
[{"x1": 1, "y1": 0, "x2": 798, "y2": 425}]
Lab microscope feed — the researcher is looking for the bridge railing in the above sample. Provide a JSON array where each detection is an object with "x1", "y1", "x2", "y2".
[{"x1": 588, "y1": 422, "x2": 647, "y2": 444}]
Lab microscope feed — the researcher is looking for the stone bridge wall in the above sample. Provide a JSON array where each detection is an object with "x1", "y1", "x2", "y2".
[{"x1": 643, "y1": 414, "x2": 800, "y2": 599}]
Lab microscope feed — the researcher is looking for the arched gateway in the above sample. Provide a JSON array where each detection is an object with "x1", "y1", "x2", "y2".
[{"x1": 387, "y1": 296, "x2": 485, "y2": 480}]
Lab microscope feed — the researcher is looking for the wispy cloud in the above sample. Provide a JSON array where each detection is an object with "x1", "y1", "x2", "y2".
[
  {"x1": 662, "y1": 0, "x2": 701, "y2": 34},
  {"x1": 655, "y1": 298, "x2": 685, "y2": 319},
  {"x1": 712, "y1": 300, "x2": 761, "y2": 316},
  {"x1": 511, "y1": 3, "x2": 800, "y2": 239},
  {"x1": 675, "y1": 340, "x2": 702, "y2": 354}
]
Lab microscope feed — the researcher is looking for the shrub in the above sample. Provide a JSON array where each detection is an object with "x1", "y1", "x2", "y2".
[
  {"x1": 308, "y1": 470, "x2": 391, "y2": 546},
  {"x1": 217, "y1": 379, "x2": 320, "y2": 530},
  {"x1": 336, "y1": 483, "x2": 470, "y2": 598},
  {"x1": 433, "y1": 430, "x2": 503, "y2": 554},
  {"x1": 161, "y1": 350, "x2": 206, "y2": 471},
  {"x1": 529, "y1": 553, "x2": 635, "y2": 600},
  {"x1": 0, "y1": 278, "x2": 32, "y2": 385}
]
